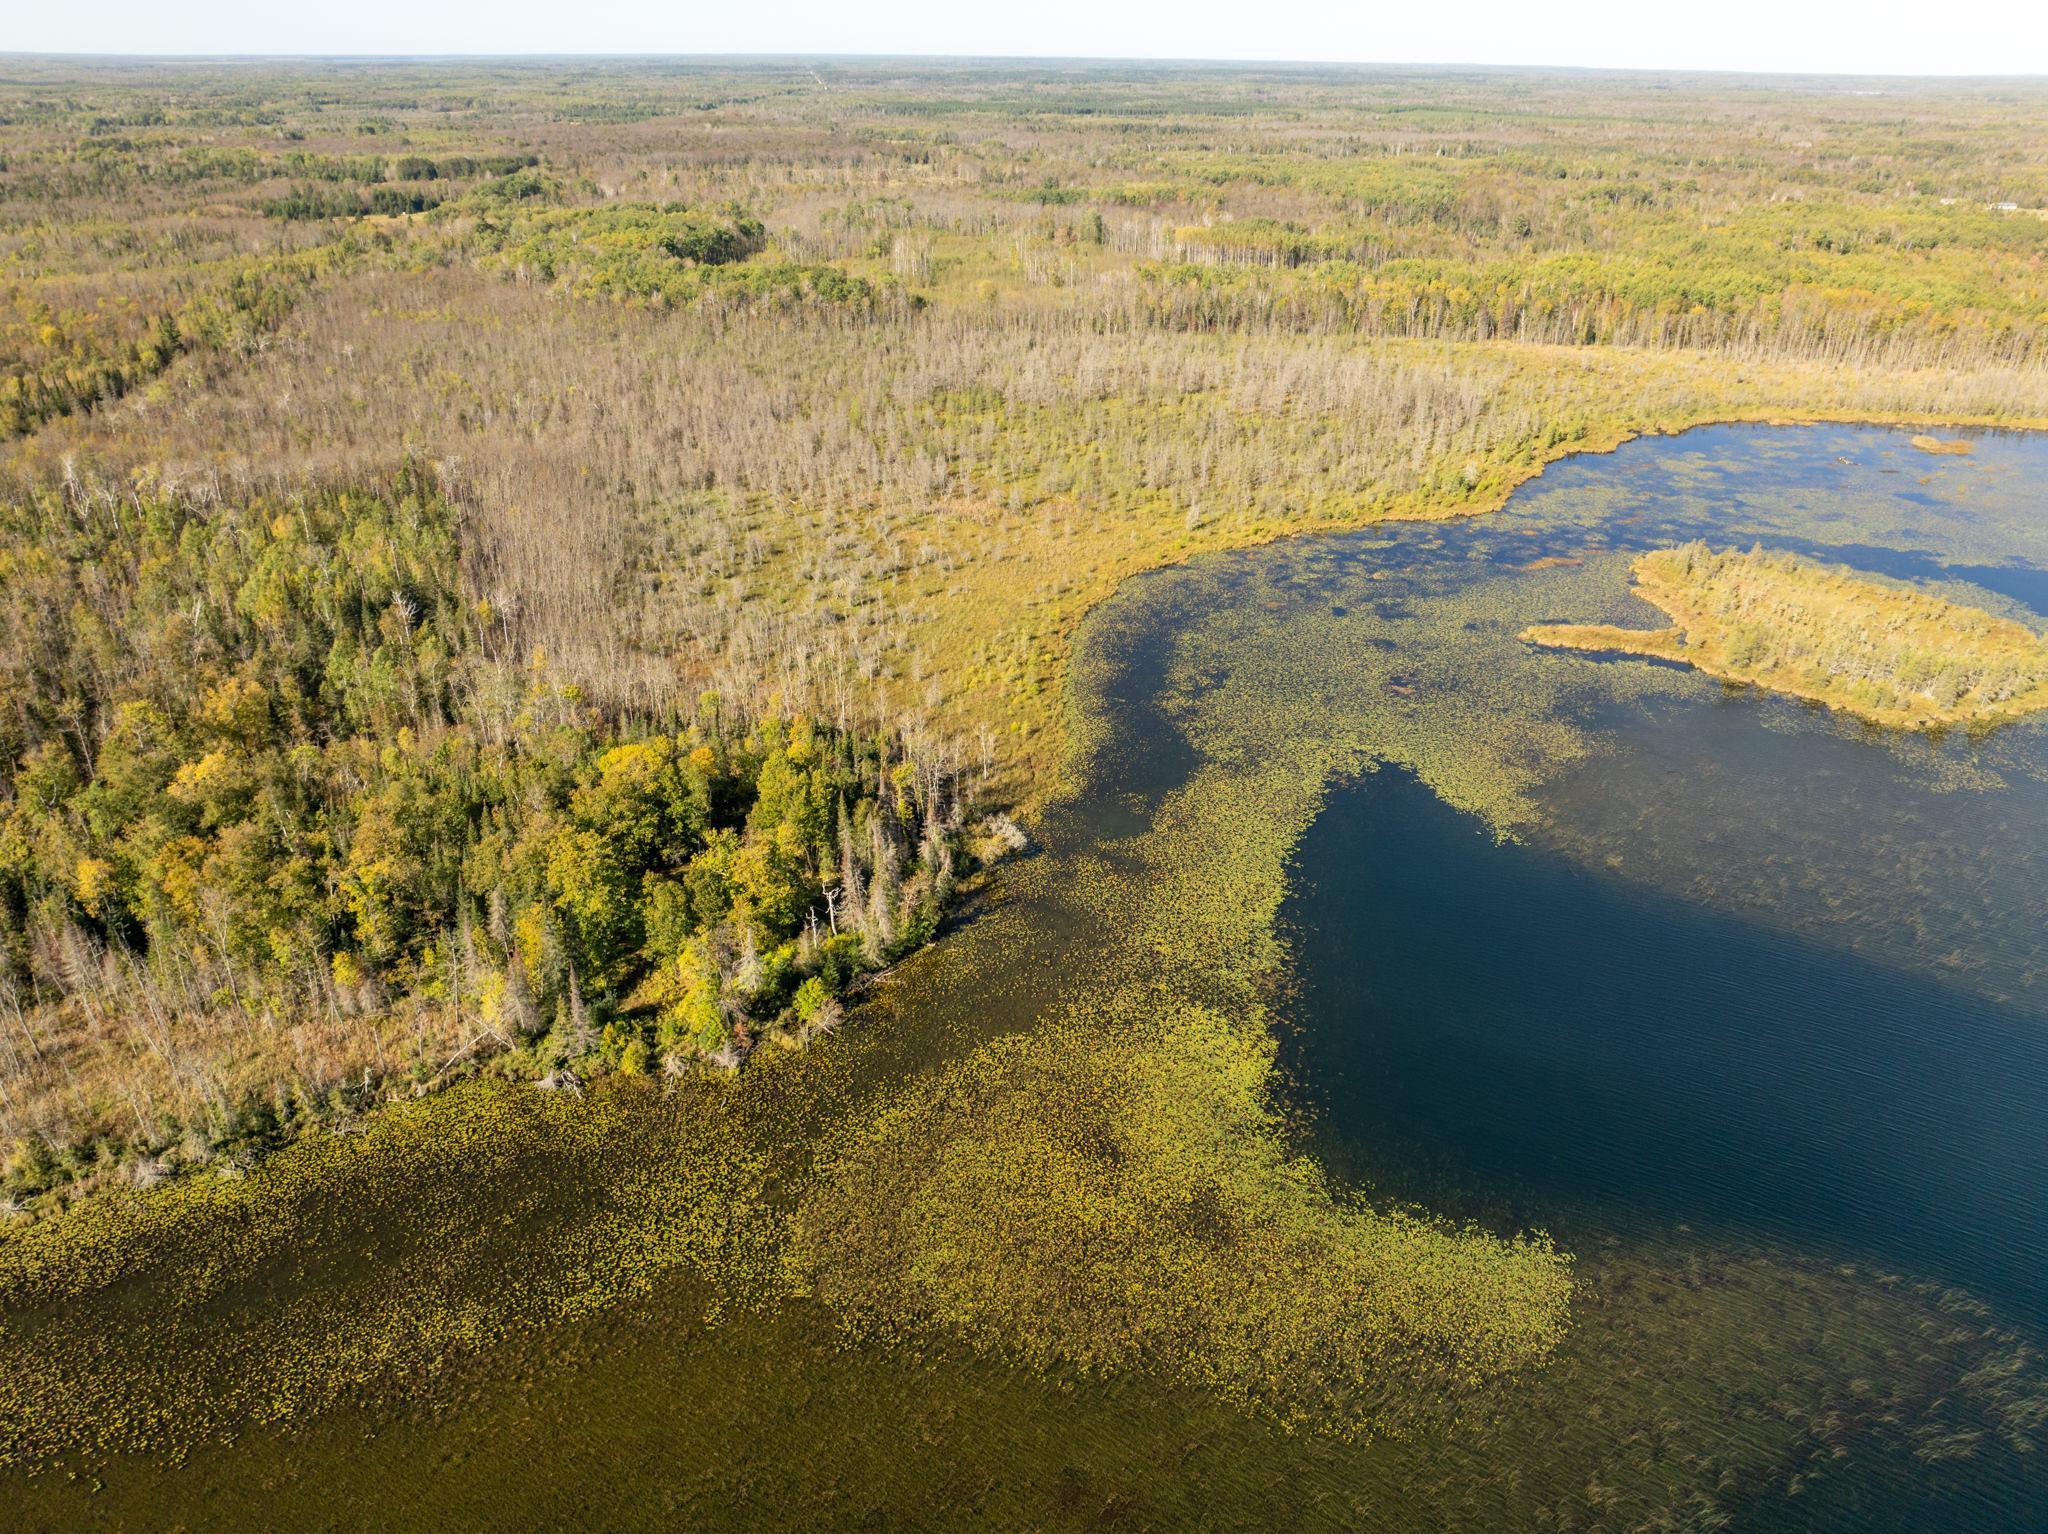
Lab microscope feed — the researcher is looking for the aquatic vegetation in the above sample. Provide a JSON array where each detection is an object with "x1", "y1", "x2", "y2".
[
  {"x1": 3, "y1": 426, "x2": 2048, "y2": 1531},
  {"x1": 1523, "y1": 543, "x2": 2048, "y2": 729},
  {"x1": 0, "y1": 1076, "x2": 790, "y2": 1464},
  {"x1": 794, "y1": 1002, "x2": 1570, "y2": 1435}
]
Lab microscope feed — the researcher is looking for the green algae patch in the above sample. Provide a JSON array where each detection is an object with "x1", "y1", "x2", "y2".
[
  {"x1": 792, "y1": 1002, "x2": 1569, "y2": 1437},
  {"x1": 0, "y1": 1077, "x2": 787, "y2": 1466},
  {"x1": 1524, "y1": 543, "x2": 2048, "y2": 731},
  {"x1": 787, "y1": 578, "x2": 1584, "y2": 1439}
]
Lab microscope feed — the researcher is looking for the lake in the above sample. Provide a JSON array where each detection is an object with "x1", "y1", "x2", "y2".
[{"x1": 7, "y1": 423, "x2": 2048, "y2": 1531}]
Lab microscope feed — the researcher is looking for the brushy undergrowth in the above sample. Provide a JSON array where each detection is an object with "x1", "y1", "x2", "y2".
[
  {"x1": 6, "y1": 427, "x2": 2048, "y2": 1501},
  {"x1": 4, "y1": 55, "x2": 2048, "y2": 1505}
]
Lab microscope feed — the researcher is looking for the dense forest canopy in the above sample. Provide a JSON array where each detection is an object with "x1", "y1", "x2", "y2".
[
  {"x1": 0, "y1": 470, "x2": 974, "y2": 1195},
  {"x1": 5, "y1": 63, "x2": 2048, "y2": 1525}
]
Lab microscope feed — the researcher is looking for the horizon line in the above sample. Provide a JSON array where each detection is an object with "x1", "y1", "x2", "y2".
[{"x1": 1, "y1": 50, "x2": 2044, "y2": 82}]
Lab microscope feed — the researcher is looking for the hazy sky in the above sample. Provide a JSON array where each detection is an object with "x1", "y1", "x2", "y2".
[{"x1": 12, "y1": 0, "x2": 2048, "y2": 76}]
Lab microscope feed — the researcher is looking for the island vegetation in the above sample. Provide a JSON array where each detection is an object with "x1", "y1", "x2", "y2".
[
  {"x1": 1522, "y1": 542, "x2": 2048, "y2": 729},
  {"x1": 4, "y1": 56, "x2": 2037, "y2": 1212}
]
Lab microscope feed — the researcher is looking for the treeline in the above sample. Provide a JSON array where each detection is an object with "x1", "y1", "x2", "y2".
[
  {"x1": 9, "y1": 145, "x2": 541, "y2": 198},
  {"x1": 1124, "y1": 257, "x2": 2048, "y2": 368},
  {"x1": 0, "y1": 472, "x2": 978, "y2": 1200},
  {"x1": 162, "y1": 148, "x2": 385, "y2": 185},
  {"x1": 22, "y1": 257, "x2": 2047, "y2": 782},
  {"x1": 393, "y1": 153, "x2": 538, "y2": 181},
  {"x1": 265, "y1": 182, "x2": 447, "y2": 220},
  {"x1": 11, "y1": 62, "x2": 2048, "y2": 381},
  {"x1": 0, "y1": 256, "x2": 319, "y2": 440},
  {"x1": 263, "y1": 155, "x2": 543, "y2": 219},
  {"x1": 174, "y1": 148, "x2": 537, "y2": 187}
]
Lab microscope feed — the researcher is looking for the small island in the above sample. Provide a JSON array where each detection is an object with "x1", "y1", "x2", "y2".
[
  {"x1": 1521, "y1": 542, "x2": 2048, "y2": 730},
  {"x1": 1911, "y1": 434, "x2": 1975, "y2": 455}
]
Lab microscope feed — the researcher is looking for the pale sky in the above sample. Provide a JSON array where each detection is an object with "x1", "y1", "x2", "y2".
[{"x1": 9, "y1": 0, "x2": 2047, "y2": 77}]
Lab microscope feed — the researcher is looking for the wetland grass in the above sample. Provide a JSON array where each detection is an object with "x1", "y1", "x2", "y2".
[
  {"x1": 6, "y1": 425, "x2": 2048, "y2": 1530},
  {"x1": 1523, "y1": 543, "x2": 2048, "y2": 730}
]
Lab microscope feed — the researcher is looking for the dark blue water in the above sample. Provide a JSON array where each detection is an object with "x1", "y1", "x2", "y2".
[
  {"x1": 1261, "y1": 426, "x2": 2048, "y2": 1528},
  {"x1": 1284, "y1": 766, "x2": 2048, "y2": 1326},
  {"x1": 12, "y1": 421, "x2": 2042, "y2": 1534}
]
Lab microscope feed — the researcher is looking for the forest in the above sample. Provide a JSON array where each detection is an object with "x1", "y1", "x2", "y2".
[
  {"x1": 2, "y1": 59, "x2": 2047, "y2": 1200},
  {"x1": 0, "y1": 467, "x2": 977, "y2": 1197}
]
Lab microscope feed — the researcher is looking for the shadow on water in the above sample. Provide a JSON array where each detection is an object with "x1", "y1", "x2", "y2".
[
  {"x1": 1053, "y1": 564, "x2": 1218, "y2": 844},
  {"x1": 1281, "y1": 767, "x2": 2048, "y2": 1326},
  {"x1": 1732, "y1": 536, "x2": 2048, "y2": 618}
]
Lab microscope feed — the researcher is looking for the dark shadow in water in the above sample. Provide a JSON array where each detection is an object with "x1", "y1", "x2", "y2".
[
  {"x1": 1948, "y1": 561, "x2": 2048, "y2": 616},
  {"x1": 1281, "y1": 766, "x2": 2048, "y2": 1335},
  {"x1": 1738, "y1": 536, "x2": 2048, "y2": 619},
  {"x1": 1054, "y1": 566, "x2": 1215, "y2": 846}
]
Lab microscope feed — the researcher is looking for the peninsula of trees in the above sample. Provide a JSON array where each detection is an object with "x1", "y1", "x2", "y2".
[
  {"x1": 0, "y1": 473, "x2": 982, "y2": 1201},
  {"x1": 1522, "y1": 543, "x2": 2048, "y2": 730}
]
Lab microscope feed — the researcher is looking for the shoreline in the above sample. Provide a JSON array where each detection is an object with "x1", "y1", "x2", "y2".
[{"x1": 9, "y1": 408, "x2": 2048, "y2": 1240}]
